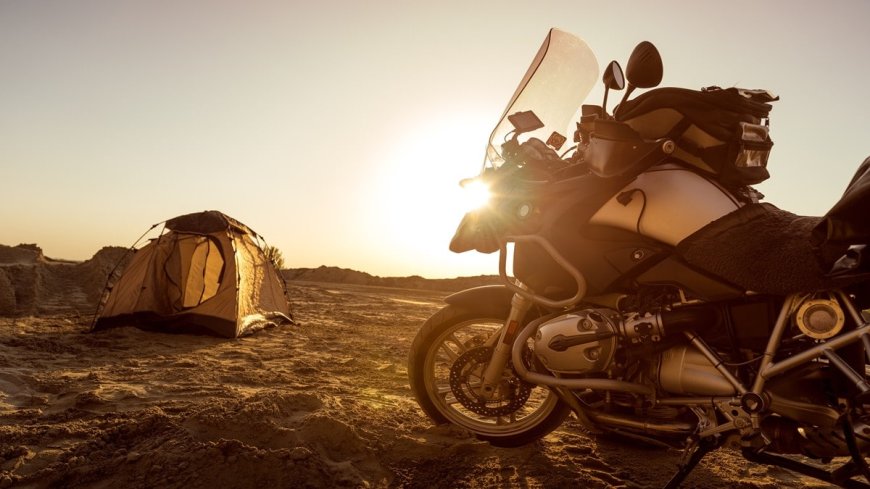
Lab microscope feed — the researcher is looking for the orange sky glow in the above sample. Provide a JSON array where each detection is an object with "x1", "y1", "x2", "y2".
[{"x1": 2, "y1": 0, "x2": 869, "y2": 278}]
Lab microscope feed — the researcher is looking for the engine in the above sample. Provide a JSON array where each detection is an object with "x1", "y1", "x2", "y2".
[
  {"x1": 533, "y1": 306, "x2": 735, "y2": 395},
  {"x1": 532, "y1": 309, "x2": 620, "y2": 374}
]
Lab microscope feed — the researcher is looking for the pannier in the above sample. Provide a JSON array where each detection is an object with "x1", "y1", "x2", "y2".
[{"x1": 614, "y1": 86, "x2": 778, "y2": 186}]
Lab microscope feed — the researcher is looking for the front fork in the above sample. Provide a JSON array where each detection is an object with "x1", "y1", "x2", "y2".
[{"x1": 479, "y1": 287, "x2": 533, "y2": 400}]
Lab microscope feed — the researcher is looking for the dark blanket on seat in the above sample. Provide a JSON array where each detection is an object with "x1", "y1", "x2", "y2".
[
  {"x1": 677, "y1": 203, "x2": 852, "y2": 295},
  {"x1": 813, "y1": 156, "x2": 870, "y2": 247}
]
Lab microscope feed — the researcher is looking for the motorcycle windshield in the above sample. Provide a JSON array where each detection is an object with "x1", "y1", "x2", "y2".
[{"x1": 484, "y1": 29, "x2": 599, "y2": 171}]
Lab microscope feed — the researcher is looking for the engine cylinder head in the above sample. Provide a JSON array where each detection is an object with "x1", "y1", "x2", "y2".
[{"x1": 533, "y1": 309, "x2": 619, "y2": 374}]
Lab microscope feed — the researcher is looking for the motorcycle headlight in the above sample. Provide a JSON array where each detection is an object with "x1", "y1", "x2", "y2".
[{"x1": 459, "y1": 178, "x2": 492, "y2": 211}]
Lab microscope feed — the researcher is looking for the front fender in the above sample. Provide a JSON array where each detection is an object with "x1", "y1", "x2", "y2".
[{"x1": 444, "y1": 285, "x2": 515, "y2": 319}]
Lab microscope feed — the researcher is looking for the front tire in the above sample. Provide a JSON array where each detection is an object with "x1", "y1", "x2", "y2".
[{"x1": 408, "y1": 303, "x2": 570, "y2": 447}]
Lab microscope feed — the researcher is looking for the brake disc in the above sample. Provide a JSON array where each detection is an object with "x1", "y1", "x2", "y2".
[{"x1": 448, "y1": 346, "x2": 533, "y2": 417}]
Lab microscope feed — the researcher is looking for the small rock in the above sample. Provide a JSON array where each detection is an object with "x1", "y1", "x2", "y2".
[
  {"x1": 126, "y1": 452, "x2": 142, "y2": 463},
  {"x1": 289, "y1": 447, "x2": 312, "y2": 461}
]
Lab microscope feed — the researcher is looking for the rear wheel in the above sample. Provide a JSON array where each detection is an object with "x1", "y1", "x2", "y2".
[{"x1": 408, "y1": 303, "x2": 570, "y2": 447}]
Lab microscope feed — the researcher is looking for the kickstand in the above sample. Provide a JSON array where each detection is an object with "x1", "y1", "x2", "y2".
[{"x1": 663, "y1": 439, "x2": 715, "y2": 489}]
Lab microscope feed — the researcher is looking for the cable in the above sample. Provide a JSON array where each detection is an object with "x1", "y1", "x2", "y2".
[
  {"x1": 617, "y1": 189, "x2": 648, "y2": 235},
  {"x1": 721, "y1": 355, "x2": 763, "y2": 367}
]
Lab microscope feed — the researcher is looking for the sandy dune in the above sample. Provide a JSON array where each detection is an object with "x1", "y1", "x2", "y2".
[{"x1": 0, "y1": 282, "x2": 839, "y2": 488}]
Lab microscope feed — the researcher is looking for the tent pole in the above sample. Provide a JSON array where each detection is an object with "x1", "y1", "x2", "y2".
[{"x1": 90, "y1": 222, "x2": 164, "y2": 329}]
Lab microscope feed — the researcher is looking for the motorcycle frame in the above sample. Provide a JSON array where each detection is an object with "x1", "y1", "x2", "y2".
[
  {"x1": 444, "y1": 190, "x2": 870, "y2": 487},
  {"x1": 493, "y1": 232, "x2": 870, "y2": 442}
]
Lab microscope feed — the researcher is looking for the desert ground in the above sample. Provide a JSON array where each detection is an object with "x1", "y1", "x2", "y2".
[{"x1": 0, "y1": 278, "x2": 846, "y2": 488}]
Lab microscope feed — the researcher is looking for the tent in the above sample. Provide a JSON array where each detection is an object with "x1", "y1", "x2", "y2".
[{"x1": 92, "y1": 211, "x2": 293, "y2": 338}]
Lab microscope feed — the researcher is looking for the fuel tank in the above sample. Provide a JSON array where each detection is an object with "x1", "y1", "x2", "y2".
[{"x1": 590, "y1": 163, "x2": 741, "y2": 246}]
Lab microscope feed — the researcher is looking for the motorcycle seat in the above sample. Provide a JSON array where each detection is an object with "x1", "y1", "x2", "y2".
[
  {"x1": 677, "y1": 157, "x2": 870, "y2": 295},
  {"x1": 676, "y1": 203, "x2": 864, "y2": 295}
]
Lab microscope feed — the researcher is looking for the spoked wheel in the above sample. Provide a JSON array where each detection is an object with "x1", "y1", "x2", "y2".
[{"x1": 408, "y1": 304, "x2": 570, "y2": 447}]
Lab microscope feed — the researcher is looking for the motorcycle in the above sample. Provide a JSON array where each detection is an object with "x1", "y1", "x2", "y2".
[{"x1": 408, "y1": 28, "x2": 870, "y2": 488}]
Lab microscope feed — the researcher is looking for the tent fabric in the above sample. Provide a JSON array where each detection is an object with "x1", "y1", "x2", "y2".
[
  {"x1": 93, "y1": 211, "x2": 292, "y2": 338},
  {"x1": 165, "y1": 210, "x2": 253, "y2": 235}
]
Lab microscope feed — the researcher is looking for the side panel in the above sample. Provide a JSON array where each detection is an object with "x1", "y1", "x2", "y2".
[
  {"x1": 590, "y1": 164, "x2": 741, "y2": 246},
  {"x1": 514, "y1": 224, "x2": 668, "y2": 298},
  {"x1": 637, "y1": 256, "x2": 744, "y2": 301}
]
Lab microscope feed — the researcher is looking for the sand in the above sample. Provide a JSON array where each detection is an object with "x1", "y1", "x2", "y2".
[{"x1": 0, "y1": 282, "x2": 841, "y2": 488}]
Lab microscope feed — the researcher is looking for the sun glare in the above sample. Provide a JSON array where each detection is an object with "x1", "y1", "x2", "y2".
[
  {"x1": 373, "y1": 112, "x2": 497, "y2": 277},
  {"x1": 460, "y1": 179, "x2": 491, "y2": 212}
]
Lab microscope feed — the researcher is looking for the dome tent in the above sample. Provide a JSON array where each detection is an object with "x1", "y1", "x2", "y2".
[{"x1": 92, "y1": 211, "x2": 293, "y2": 338}]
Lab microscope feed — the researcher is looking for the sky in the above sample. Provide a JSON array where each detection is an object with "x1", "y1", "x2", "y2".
[{"x1": 2, "y1": 0, "x2": 869, "y2": 278}]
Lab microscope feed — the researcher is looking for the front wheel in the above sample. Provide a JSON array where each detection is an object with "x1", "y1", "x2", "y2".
[{"x1": 408, "y1": 303, "x2": 570, "y2": 447}]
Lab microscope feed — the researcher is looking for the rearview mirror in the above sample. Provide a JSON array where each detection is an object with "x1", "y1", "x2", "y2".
[
  {"x1": 616, "y1": 41, "x2": 663, "y2": 115},
  {"x1": 602, "y1": 60, "x2": 625, "y2": 114},
  {"x1": 603, "y1": 60, "x2": 626, "y2": 90},
  {"x1": 625, "y1": 41, "x2": 663, "y2": 89}
]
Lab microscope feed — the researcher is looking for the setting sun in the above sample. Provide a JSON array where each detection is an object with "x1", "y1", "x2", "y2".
[{"x1": 371, "y1": 112, "x2": 499, "y2": 277}]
